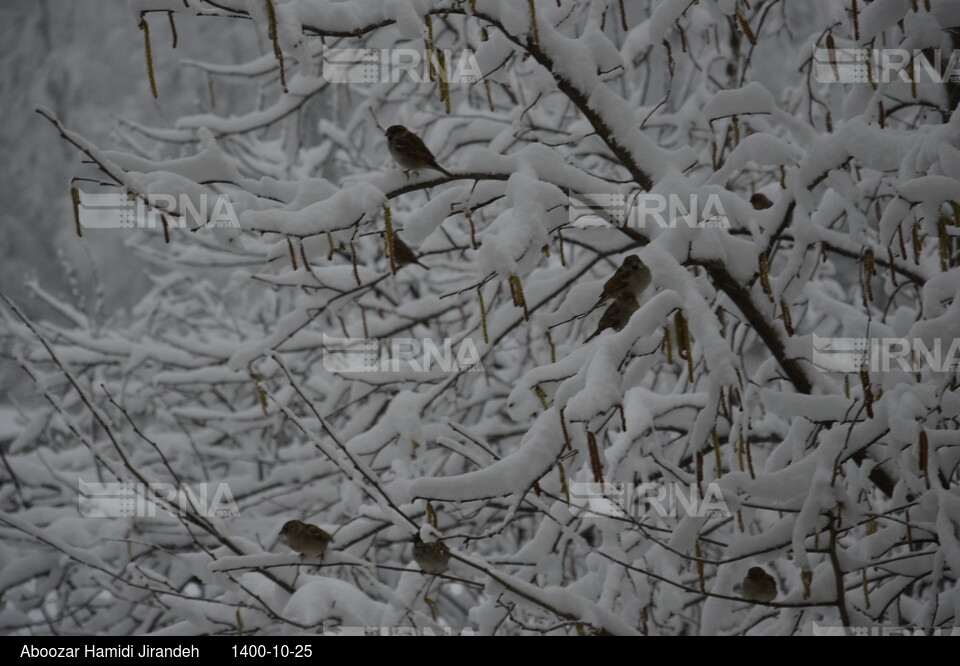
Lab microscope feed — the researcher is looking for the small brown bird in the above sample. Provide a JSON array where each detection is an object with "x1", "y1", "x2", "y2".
[
  {"x1": 585, "y1": 296, "x2": 640, "y2": 342},
  {"x1": 412, "y1": 534, "x2": 451, "y2": 574},
  {"x1": 391, "y1": 234, "x2": 431, "y2": 270},
  {"x1": 750, "y1": 193, "x2": 773, "y2": 210},
  {"x1": 741, "y1": 567, "x2": 777, "y2": 602},
  {"x1": 594, "y1": 255, "x2": 651, "y2": 308},
  {"x1": 385, "y1": 125, "x2": 452, "y2": 177},
  {"x1": 279, "y1": 520, "x2": 332, "y2": 559}
]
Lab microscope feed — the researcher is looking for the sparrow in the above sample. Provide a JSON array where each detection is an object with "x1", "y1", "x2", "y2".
[
  {"x1": 585, "y1": 296, "x2": 639, "y2": 342},
  {"x1": 279, "y1": 520, "x2": 332, "y2": 559},
  {"x1": 741, "y1": 567, "x2": 777, "y2": 602},
  {"x1": 385, "y1": 125, "x2": 452, "y2": 177},
  {"x1": 391, "y1": 234, "x2": 431, "y2": 270},
  {"x1": 412, "y1": 534, "x2": 451, "y2": 574},
  {"x1": 593, "y1": 255, "x2": 651, "y2": 309},
  {"x1": 750, "y1": 193, "x2": 773, "y2": 210}
]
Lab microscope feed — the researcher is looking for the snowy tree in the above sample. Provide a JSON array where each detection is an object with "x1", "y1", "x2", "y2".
[{"x1": 2, "y1": 0, "x2": 959, "y2": 635}]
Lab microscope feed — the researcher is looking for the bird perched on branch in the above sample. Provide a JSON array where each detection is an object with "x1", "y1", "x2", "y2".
[
  {"x1": 592, "y1": 255, "x2": 651, "y2": 310},
  {"x1": 391, "y1": 234, "x2": 431, "y2": 270},
  {"x1": 741, "y1": 567, "x2": 777, "y2": 602},
  {"x1": 279, "y1": 520, "x2": 332, "y2": 559},
  {"x1": 386, "y1": 125, "x2": 452, "y2": 178},
  {"x1": 750, "y1": 193, "x2": 773, "y2": 210},
  {"x1": 412, "y1": 533, "x2": 451, "y2": 574},
  {"x1": 585, "y1": 296, "x2": 640, "y2": 341}
]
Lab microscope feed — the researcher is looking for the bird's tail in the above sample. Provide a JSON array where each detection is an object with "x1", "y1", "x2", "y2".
[
  {"x1": 588, "y1": 296, "x2": 606, "y2": 313},
  {"x1": 431, "y1": 162, "x2": 453, "y2": 178}
]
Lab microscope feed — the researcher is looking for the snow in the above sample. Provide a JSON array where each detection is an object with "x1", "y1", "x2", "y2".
[
  {"x1": 3, "y1": 0, "x2": 959, "y2": 637},
  {"x1": 702, "y1": 82, "x2": 776, "y2": 121},
  {"x1": 0, "y1": 407, "x2": 22, "y2": 442}
]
